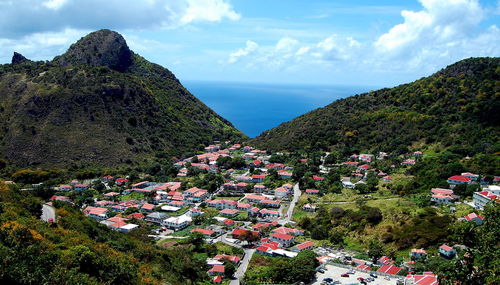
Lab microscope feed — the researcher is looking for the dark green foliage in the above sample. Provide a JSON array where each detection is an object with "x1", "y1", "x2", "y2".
[
  {"x1": 252, "y1": 58, "x2": 499, "y2": 159},
  {"x1": 0, "y1": 30, "x2": 245, "y2": 169}
]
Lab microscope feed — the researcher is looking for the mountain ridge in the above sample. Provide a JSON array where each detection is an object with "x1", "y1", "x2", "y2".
[
  {"x1": 251, "y1": 57, "x2": 499, "y2": 163},
  {"x1": 0, "y1": 29, "x2": 245, "y2": 169}
]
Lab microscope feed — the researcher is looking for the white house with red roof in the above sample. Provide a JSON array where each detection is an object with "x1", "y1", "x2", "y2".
[
  {"x1": 461, "y1": 172, "x2": 479, "y2": 181},
  {"x1": 162, "y1": 215, "x2": 192, "y2": 231},
  {"x1": 463, "y1": 212, "x2": 484, "y2": 225},
  {"x1": 401, "y1": 159, "x2": 416, "y2": 166},
  {"x1": 431, "y1": 188, "x2": 458, "y2": 204},
  {"x1": 305, "y1": 189, "x2": 320, "y2": 195},
  {"x1": 214, "y1": 254, "x2": 240, "y2": 265},
  {"x1": 259, "y1": 199, "x2": 281, "y2": 208},
  {"x1": 410, "y1": 248, "x2": 428, "y2": 260},
  {"x1": 208, "y1": 264, "x2": 225, "y2": 276},
  {"x1": 439, "y1": 244, "x2": 456, "y2": 259},
  {"x1": 473, "y1": 190, "x2": 498, "y2": 209},
  {"x1": 83, "y1": 206, "x2": 109, "y2": 220},
  {"x1": 291, "y1": 241, "x2": 314, "y2": 252},
  {"x1": 220, "y1": 208, "x2": 239, "y2": 217},
  {"x1": 259, "y1": 209, "x2": 280, "y2": 219},
  {"x1": 58, "y1": 184, "x2": 73, "y2": 191},
  {"x1": 270, "y1": 232, "x2": 295, "y2": 247},
  {"x1": 447, "y1": 175, "x2": 472, "y2": 185},
  {"x1": 274, "y1": 187, "x2": 289, "y2": 199},
  {"x1": 253, "y1": 184, "x2": 266, "y2": 193},
  {"x1": 278, "y1": 170, "x2": 293, "y2": 179},
  {"x1": 252, "y1": 174, "x2": 266, "y2": 183},
  {"x1": 272, "y1": 226, "x2": 304, "y2": 236},
  {"x1": 191, "y1": 228, "x2": 216, "y2": 238},
  {"x1": 303, "y1": 203, "x2": 316, "y2": 212},
  {"x1": 207, "y1": 199, "x2": 237, "y2": 210},
  {"x1": 245, "y1": 194, "x2": 267, "y2": 203},
  {"x1": 405, "y1": 272, "x2": 438, "y2": 285}
]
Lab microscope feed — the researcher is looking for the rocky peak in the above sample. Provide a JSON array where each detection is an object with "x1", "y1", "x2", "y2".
[
  {"x1": 53, "y1": 29, "x2": 132, "y2": 72},
  {"x1": 11, "y1": 52, "x2": 31, "y2": 64}
]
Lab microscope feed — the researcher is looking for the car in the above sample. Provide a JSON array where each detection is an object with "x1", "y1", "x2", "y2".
[
  {"x1": 370, "y1": 273, "x2": 378, "y2": 278},
  {"x1": 317, "y1": 268, "x2": 325, "y2": 273},
  {"x1": 384, "y1": 276, "x2": 391, "y2": 280},
  {"x1": 341, "y1": 273, "x2": 349, "y2": 277},
  {"x1": 347, "y1": 270, "x2": 355, "y2": 274},
  {"x1": 366, "y1": 277, "x2": 374, "y2": 282},
  {"x1": 357, "y1": 277, "x2": 365, "y2": 281},
  {"x1": 322, "y1": 278, "x2": 333, "y2": 283}
]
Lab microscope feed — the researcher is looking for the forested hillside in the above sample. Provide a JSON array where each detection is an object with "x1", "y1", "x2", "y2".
[
  {"x1": 0, "y1": 30, "x2": 244, "y2": 170},
  {"x1": 252, "y1": 58, "x2": 499, "y2": 164}
]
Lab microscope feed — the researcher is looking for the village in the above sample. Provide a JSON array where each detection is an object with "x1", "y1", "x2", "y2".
[{"x1": 40, "y1": 142, "x2": 499, "y2": 285}]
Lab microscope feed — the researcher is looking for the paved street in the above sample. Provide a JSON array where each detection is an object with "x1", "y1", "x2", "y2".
[
  {"x1": 280, "y1": 183, "x2": 301, "y2": 224},
  {"x1": 230, "y1": 249, "x2": 255, "y2": 285},
  {"x1": 312, "y1": 264, "x2": 400, "y2": 285}
]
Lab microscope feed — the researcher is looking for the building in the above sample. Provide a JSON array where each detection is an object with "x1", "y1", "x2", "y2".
[
  {"x1": 83, "y1": 206, "x2": 108, "y2": 220},
  {"x1": 473, "y1": 191, "x2": 498, "y2": 209},
  {"x1": 74, "y1": 184, "x2": 89, "y2": 191},
  {"x1": 377, "y1": 264, "x2": 402, "y2": 275},
  {"x1": 405, "y1": 272, "x2": 438, "y2": 285},
  {"x1": 162, "y1": 215, "x2": 192, "y2": 231},
  {"x1": 431, "y1": 188, "x2": 458, "y2": 204},
  {"x1": 259, "y1": 209, "x2": 280, "y2": 219},
  {"x1": 145, "y1": 212, "x2": 167, "y2": 224},
  {"x1": 439, "y1": 244, "x2": 456, "y2": 259},
  {"x1": 303, "y1": 203, "x2": 316, "y2": 212},
  {"x1": 270, "y1": 232, "x2": 295, "y2": 247},
  {"x1": 410, "y1": 248, "x2": 427, "y2": 260},
  {"x1": 207, "y1": 265, "x2": 225, "y2": 276},
  {"x1": 291, "y1": 241, "x2": 314, "y2": 252},
  {"x1": 220, "y1": 209, "x2": 239, "y2": 217},
  {"x1": 191, "y1": 228, "x2": 216, "y2": 238},
  {"x1": 447, "y1": 175, "x2": 472, "y2": 185},
  {"x1": 464, "y1": 212, "x2": 485, "y2": 225},
  {"x1": 274, "y1": 187, "x2": 289, "y2": 199},
  {"x1": 305, "y1": 189, "x2": 320, "y2": 195}
]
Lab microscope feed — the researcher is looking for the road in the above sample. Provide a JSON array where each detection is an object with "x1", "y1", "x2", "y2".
[
  {"x1": 280, "y1": 183, "x2": 301, "y2": 224},
  {"x1": 230, "y1": 249, "x2": 255, "y2": 285},
  {"x1": 41, "y1": 204, "x2": 56, "y2": 223}
]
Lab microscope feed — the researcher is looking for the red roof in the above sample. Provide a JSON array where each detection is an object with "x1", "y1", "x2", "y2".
[
  {"x1": 464, "y1": 212, "x2": 484, "y2": 221},
  {"x1": 208, "y1": 265, "x2": 225, "y2": 273},
  {"x1": 439, "y1": 244, "x2": 453, "y2": 252},
  {"x1": 357, "y1": 264, "x2": 371, "y2": 271},
  {"x1": 305, "y1": 189, "x2": 320, "y2": 194},
  {"x1": 110, "y1": 221, "x2": 128, "y2": 228},
  {"x1": 271, "y1": 232, "x2": 295, "y2": 240},
  {"x1": 448, "y1": 175, "x2": 472, "y2": 182},
  {"x1": 295, "y1": 241, "x2": 314, "y2": 250},
  {"x1": 377, "y1": 264, "x2": 402, "y2": 275},
  {"x1": 213, "y1": 276, "x2": 223, "y2": 283},
  {"x1": 126, "y1": 213, "x2": 145, "y2": 219},
  {"x1": 406, "y1": 273, "x2": 438, "y2": 285},
  {"x1": 141, "y1": 203, "x2": 154, "y2": 210},
  {"x1": 224, "y1": 219, "x2": 235, "y2": 225},
  {"x1": 191, "y1": 228, "x2": 215, "y2": 235}
]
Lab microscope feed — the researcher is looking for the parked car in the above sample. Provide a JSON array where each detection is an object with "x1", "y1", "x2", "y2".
[
  {"x1": 370, "y1": 273, "x2": 378, "y2": 278},
  {"x1": 341, "y1": 273, "x2": 349, "y2": 277},
  {"x1": 322, "y1": 278, "x2": 333, "y2": 283},
  {"x1": 357, "y1": 277, "x2": 365, "y2": 281},
  {"x1": 348, "y1": 270, "x2": 355, "y2": 274},
  {"x1": 317, "y1": 268, "x2": 325, "y2": 273}
]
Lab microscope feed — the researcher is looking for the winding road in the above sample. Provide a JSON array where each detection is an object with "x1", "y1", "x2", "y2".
[{"x1": 280, "y1": 183, "x2": 301, "y2": 224}]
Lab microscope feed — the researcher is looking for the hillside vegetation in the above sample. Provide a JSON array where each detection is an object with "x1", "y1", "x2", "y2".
[
  {"x1": 252, "y1": 57, "x2": 499, "y2": 160},
  {"x1": 0, "y1": 30, "x2": 244, "y2": 169}
]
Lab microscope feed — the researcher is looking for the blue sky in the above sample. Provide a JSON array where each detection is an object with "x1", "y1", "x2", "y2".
[{"x1": 0, "y1": 0, "x2": 498, "y2": 86}]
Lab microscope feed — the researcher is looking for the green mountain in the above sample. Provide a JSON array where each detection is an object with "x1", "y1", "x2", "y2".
[
  {"x1": 0, "y1": 29, "x2": 244, "y2": 169},
  {"x1": 252, "y1": 57, "x2": 499, "y2": 159}
]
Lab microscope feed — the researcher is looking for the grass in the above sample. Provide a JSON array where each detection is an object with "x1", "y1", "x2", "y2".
[
  {"x1": 213, "y1": 241, "x2": 244, "y2": 256},
  {"x1": 119, "y1": 192, "x2": 145, "y2": 201},
  {"x1": 292, "y1": 208, "x2": 313, "y2": 220},
  {"x1": 171, "y1": 225, "x2": 196, "y2": 237},
  {"x1": 156, "y1": 238, "x2": 186, "y2": 247}
]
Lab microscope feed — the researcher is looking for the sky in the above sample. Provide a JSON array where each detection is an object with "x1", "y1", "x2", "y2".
[{"x1": 0, "y1": 0, "x2": 498, "y2": 87}]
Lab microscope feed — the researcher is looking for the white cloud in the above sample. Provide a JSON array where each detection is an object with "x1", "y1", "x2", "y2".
[
  {"x1": 181, "y1": 0, "x2": 241, "y2": 24},
  {"x1": 228, "y1": 40, "x2": 258, "y2": 63},
  {"x1": 0, "y1": 0, "x2": 240, "y2": 39}
]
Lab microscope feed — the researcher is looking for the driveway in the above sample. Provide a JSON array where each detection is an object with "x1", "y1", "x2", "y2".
[
  {"x1": 41, "y1": 204, "x2": 56, "y2": 223},
  {"x1": 230, "y1": 248, "x2": 255, "y2": 285}
]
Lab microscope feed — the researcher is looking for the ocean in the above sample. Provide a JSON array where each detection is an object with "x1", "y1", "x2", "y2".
[{"x1": 182, "y1": 80, "x2": 376, "y2": 138}]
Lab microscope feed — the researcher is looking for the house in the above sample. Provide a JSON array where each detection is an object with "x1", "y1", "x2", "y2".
[
  {"x1": 377, "y1": 256, "x2": 394, "y2": 265},
  {"x1": 74, "y1": 184, "x2": 89, "y2": 191},
  {"x1": 58, "y1": 185, "x2": 73, "y2": 191},
  {"x1": 259, "y1": 200, "x2": 281, "y2": 208},
  {"x1": 431, "y1": 188, "x2": 458, "y2": 204},
  {"x1": 464, "y1": 212, "x2": 485, "y2": 225},
  {"x1": 115, "y1": 178, "x2": 129, "y2": 186},
  {"x1": 223, "y1": 219, "x2": 235, "y2": 227},
  {"x1": 237, "y1": 202, "x2": 252, "y2": 211},
  {"x1": 126, "y1": 213, "x2": 145, "y2": 220},
  {"x1": 461, "y1": 172, "x2": 479, "y2": 181},
  {"x1": 343, "y1": 161, "x2": 359, "y2": 166},
  {"x1": 188, "y1": 207, "x2": 204, "y2": 217},
  {"x1": 278, "y1": 170, "x2": 293, "y2": 179},
  {"x1": 303, "y1": 203, "x2": 316, "y2": 212},
  {"x1": 207, "y1": 265, "x2": 225, "y2": 276},
  {"x1": 291, "y1": 241, "x2": 314, "y2": 252},
  {"x1": 473, "y1": 191, "x2": 498, "y2": 209},
  {"x1": 162, "y1": 215, "x2": 192, "y2": 231},
  {"x1": 410, "y1": 248, "x2": 427, "y2": 260},
  {"x1": 357, "y1": 264, "x2": 371, "y2": 271},
  {"x1": 342, "y1": 179, "x2": 356, "y2": 189},
  {"x1": 141, "y1": 203, "x2": 155, "y2": 212},
  {"x1": 401, "y1": 159, "x2": 416, "y2": 166},
  {"x1": 252, "y1": 174, "x2": 266, "y2": 183},
  {"x1": 49, "y1": 195, "x2": 71, "y2": 203},
  {"x1": 274, "y1": 187, "x2": 289, "y2": 199},
  {"x1": 405, "y1": 272, "x2": 438, "y2": 285},
  {"x1": 236, "y1": 182, "x2": 248, "y2": 192},
  {"x1": 207, "y1": 199, "x2": 237, "y2": 210},
  {"x1": 231, "y1": 228, "x2": 260, "y2": 240},
  {"x1": 145, "y1": 212, "x2": 167, "y2": 224},
  {"x1": 119, "y1": 223, "x2": 139, "y2": 233},
  {"x1": 439, "y1": 244, "x2": 456, "y2": 259},
  {"x1": 223, "y1": 183, "x2": 236, "y2": 191},
  {"x1": 270, "y1": 232, "x2": 295, "y2": 247},
  {"x1": 191, "y1": 228, "x2": 216, "y2": 238},
  {"x1": 305, "y1": 189, "x2": 320, "y2": 195},
  {"x1": 357, "y1": 164, "x2": 370, "y2": 171},
  {"x1": 377, "y1": 264, "x2": 402, "y2": 275},
  {"x1": 83, "y1": 206, "x2": 108, "y2": 220},
  {"x1": 220, "y1": 208, "x2": 239, "y2": 217},
  {"x1": 253, "y1": 184, "x2": 266, "y2": 193},
  {"x1": 214, "y1": 254, "x2": 241, "y2": 265},
  {"x1": 447, "y1": 175, "x2": 472, "y2": 185},
  {"x1": 272, "y1": 226, "x2": 304, "y2": 236},
  {"x1": 312, "y1": 175, "x2": 325, "y2": 181},
  {"x1": 249, "y1": 207, "x2": 260, "y2": 216},
  {"x1": 259, "y1": 209, "x2": 280, "y2": 219},
  {"x1": 246, "y1": 194, "x2": 266, "y2": 203},
  {"x1": 383, "y1": 176, "x2": 392, "y2": 182}
]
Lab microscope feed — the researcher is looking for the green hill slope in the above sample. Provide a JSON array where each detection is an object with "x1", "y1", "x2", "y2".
[
  {"x1": 252, "y1": 57, "x2": 499, "y2": 158},
  {"x1": 0, "y1": 30, "x2": 244, "y2": 168}
]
